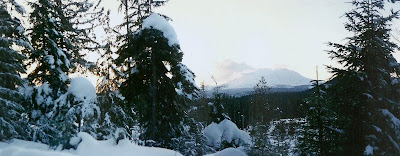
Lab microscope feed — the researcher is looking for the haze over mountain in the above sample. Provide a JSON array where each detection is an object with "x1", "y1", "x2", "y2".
[{"x1": 224, "y1": 68, "x2": 312, "y2": 89}]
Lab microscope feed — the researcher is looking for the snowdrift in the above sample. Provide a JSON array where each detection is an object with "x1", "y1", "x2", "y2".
[
  {"x1": 68, "y1": 77, "x2": 97, "y2": 103},
  {"x1": 203, "y1": 119, "x2": 251, "y2": 148},
  {"x1": 205, "y1": 148, "x2": 247, "y2": 156},
  {"x1": 0, "y1": 132, "x2": 182, "y2": 156}
]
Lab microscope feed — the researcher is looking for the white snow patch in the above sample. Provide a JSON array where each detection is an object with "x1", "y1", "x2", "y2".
[
  {"x1": 224, "y1": 68, "x2": 311, "y2": 89},
  {"x1": 142, "y1": 13, "x2": 179, "y2": 46},
  {"x1": 175, "y1": 82, "x2": 183, "y2": 96},
  {"x1": 372, "y1": 125, "x2": 382, "y2": 133},
  {"x1": 11, "y1": 1, "x2": 26, "y2": 14},
  {"x1": 51, "y1": 29, "x2": 59, "y2": 36},
  {"x1": 72, "y1": 132, "x2": 182, "y2": 156},
  {"x1": 362, "y1": 93, "x2": 373, "y2": 99},
  {"x1": 380, "y1": 109, "x2": 400, "y2": 126},
  {"x1": 130, "y1": 66, "x2": 138, "y2": 74},
  {"x1": 68, "y1": 77, "x2": 97, "y2": 102},
  {"x1": 203, "y1": 119, "x2": 251, "y2": 148},
  {"x1": 392, "y1": 78, "x2": 399, "y2": 85},
  {"x1": 68, "y1": 77, "x2": 99, "y2": 118},
  {"x1": 364, "y1": 145, "x2": 373, "y2": 155},
  {"x1": 178, "y1": 64, "x2": 197, "y2": 88},
  {"x1": 45, "y1": 55, "x2": 55, "y2": 68},
  {"x1": 16, "y1": 26, "x2": 24, "y2": 34},
  {"x1": 205, "y1": 148, "x2": 246, "y2": 156},
  {"x1": 0, "y1": 132, "x2": 182, "y2": 156},
  {"x1": 35, "y1": 82, "x2": 53, "y2": 106},
  {"x1": 19, "y1": 83, "x2": 34, "y2": 99},
  {"x1": 174, "y1": 64, "x2": 197, "y2": 99},
  {"x1": 0, "y1": 139, "x2": 72, "y2": 156},
  {"x1": 49, "y1": 17, "x2": 56, "y2": 24},
  {"x1": 57, "y1": 68, "x2": 69, "y2": 82}
]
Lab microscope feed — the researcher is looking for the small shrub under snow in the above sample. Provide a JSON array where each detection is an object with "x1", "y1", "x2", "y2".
[{"x1": 203, "y1": 119, "x2": 250, "y2": 149}]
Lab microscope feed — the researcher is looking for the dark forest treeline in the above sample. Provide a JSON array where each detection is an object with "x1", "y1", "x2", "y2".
[{"x1": 189, "y1": 90, "x2": 312, "y2": 129}]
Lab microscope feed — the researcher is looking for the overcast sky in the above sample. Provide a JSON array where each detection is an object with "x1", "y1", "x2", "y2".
[
  {"x1": 150, "y1": 0, "x2": 399, "y2": 85},
  {"x1": 20, "y1": 0, "x2": 400, "y2": 86}
]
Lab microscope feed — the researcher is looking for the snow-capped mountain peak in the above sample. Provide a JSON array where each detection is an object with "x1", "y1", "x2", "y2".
[{"x1": 224, "y1": 68, "x2": 311, "y2": 89}]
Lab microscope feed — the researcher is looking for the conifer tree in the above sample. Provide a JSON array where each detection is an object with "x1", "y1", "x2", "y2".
[
  {"x1": 299, "y1": 78, "x2": 343, "y2": 155},
  {"x1": 249, "y1": 77, "x2": 271, "y2": 154},
  {"x1": 117, "y1": 0, "x2": 167, "y2": 32},
  {"x1": 250, "y1": 76, "x2": 270, "y2": 125},
  {"x1": 208, "y1": 76, "x2": 229, "y2": 124},
  {"x1": 115, "y1": 12, "x2": 198, "y2": 148},
  {"x1": 110, "y1": 0, "x2": 169, "y2": 142},
  {"x1": 27, "y1": 0, "x2": 103, "y2": 147},
  {"x1": 0, "y1": 0, "x2": 31, "y2": 141},
  {"x1": 95, "y1": 19, "x2": 135, "y2": 140},
  {"x1": 327, "y1": 0, "x2": 400, "y2": 154},
  {"x1": 188, "y1": 81, "x2": 210, "y2": 124}
]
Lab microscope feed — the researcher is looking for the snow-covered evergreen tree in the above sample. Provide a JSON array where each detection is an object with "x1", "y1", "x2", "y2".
[
  {"x1": 26, "y1": 0, "x2": 102, "y2": 147},
  {"x1": 180, "y1": 118, "x2": 215, "y2": 155},
  {"x1": 115, "y1": 13, "x2": 198, "y2": 148},
  {"x1": 117, "y1": 0, "x2": 167, "y2": 32},
  {"x1": 180, "y1": 83, "x2": 214, "y2": 155},
  {"x1": 299, "y1": 79, "x2": 343, "y2": 155},
  {"x1": 95, "y1": 35, "x2": 135, "y2": 140},
  {"x1": 0, "y1": 0, "x2": 32, "y2": 141},
  {"x1": 101, "y1": 0, "x2": 170, "y2": 143},
  {"x1": 27, "y1": 0, "x2": 103, "y2": 91},
  {"x1": 208, "y1": 77, "x2": 229, "y2": 124},
  {"x1": 27, "y1": 0, "x2": 73, "y2": 146},
  {"x1": 28, "y1": 0, "x2": 72, "y2": 91},
  {"x1": 250, "y1": 76, "x2": 270, "y2": 125},
  {"x1": 248, "y1": 77, "x2": 272, "y2": 154},
  {"x1": 67, "y1": 77, "x2": 100, "y2": 139},
  {"x1": 327, "y1": 0, "x2": 400, "y2": 154}
]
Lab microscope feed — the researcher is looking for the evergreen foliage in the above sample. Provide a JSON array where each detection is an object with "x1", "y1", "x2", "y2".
[
  {"x1": 251, "y1": 77, "x2": 271, "y2": 124},
  {"x1": 117, "y1": 0, "x2": 167, "y2": 32},
  {"x1": 0, "y1": 0, "x2": 31, "y2": 141},
  {"x1": 208, "y1": 77, "x2": 230, "y2": 124},
  {"x1": 299, "y1": 79, "x2": 343, "y2": 155},
  {"x1": 115, "y1": 12, "x2": 198, "y2": 148},
  {"x1": 94, "y1": 13, "x2": 136, "y2": 141},
  {"x1": 171, "y1": 118, "x2": 215, "y2": 155},
  {"x1": 26, "y1": 0, "x2": 102, "y2": 147},
  {"x1": 326, "y1": 0, "x2": 400, "y2": 154},
  {"x1": 188, "y1": 82, "x2": 210, "y2": 125},
  {"x1": 3, "y1": 0, "x2": 400, "y2": 155},
  {"x1": 248, "y1": 77, "x2": 272, "y2": 154}
]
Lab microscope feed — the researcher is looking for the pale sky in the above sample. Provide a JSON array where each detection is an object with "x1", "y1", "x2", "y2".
[
  {"x1": 19, "y1": 0, "x2": 400, "y2": 86},
  {"x1": 151, "y1": 0, "x2": 399, "y2": 85}
]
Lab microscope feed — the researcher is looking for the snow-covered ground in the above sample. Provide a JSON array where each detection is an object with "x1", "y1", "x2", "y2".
[
  {"x1": 205, "y1": 148, "x2": 247, "y2": 156},
  {"x1": 0, "y1": 132, "x2": 182, "y2": 156},
  {"x1": 0, "y1": 132, "x2": 248, "y2": 156},
  {"x1": 266, "y1": 118, "x2": 306, "y2": 156}
]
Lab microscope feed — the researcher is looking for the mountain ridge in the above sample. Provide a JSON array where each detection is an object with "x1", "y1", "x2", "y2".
[{"x1": 223, "y1": 68, "x2": 312, "y2": 89}]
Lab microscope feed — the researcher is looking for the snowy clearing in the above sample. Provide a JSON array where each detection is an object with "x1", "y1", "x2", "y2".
[
  {"x1": 205, "y1": 148, "x2": 246, "y2": 156},
  {"x1": 0, "y1": 132, "x2": 248, "y2": 156},
  {"x1": 0, "y1": 132, "x2": 182, "y2": 156}
]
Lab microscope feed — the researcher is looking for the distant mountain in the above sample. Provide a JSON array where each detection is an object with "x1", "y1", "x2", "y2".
[
  {"x1": 219, "y1": 85, "x2": 311, "y2": 97},
  {"x1": 224, "y1": 68, "x2": 312, "y2": 89}
]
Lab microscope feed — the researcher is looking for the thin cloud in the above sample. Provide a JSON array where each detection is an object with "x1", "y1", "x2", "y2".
[{"x1": 211, "y1": 60, "x2": 256, "y2": 85}]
